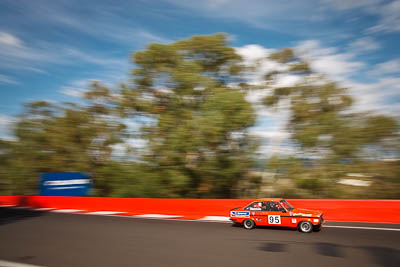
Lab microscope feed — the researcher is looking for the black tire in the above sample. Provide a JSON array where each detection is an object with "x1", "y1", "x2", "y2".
[
  {"x1": 298, "y1": 221, "x2": 313, "y2": 233},
  {"x1": 243, "y1": 219, "x2": 255, "y2": 230}
]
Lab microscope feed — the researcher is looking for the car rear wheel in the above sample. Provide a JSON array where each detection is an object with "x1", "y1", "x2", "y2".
[
  {"x1": 243, "y1": 219, "x2": 255, "y2": 230},
  {"x1": 298, "y1": 221, "x2": 313, "y2": 233}
]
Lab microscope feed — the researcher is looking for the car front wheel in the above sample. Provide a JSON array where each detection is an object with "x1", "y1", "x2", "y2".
[
  {"x1": 298, "y1": 221, "x2": 313, "y2": 233},
  {"x1": 243, "y1": 219, "x2": 255, "y2": 230}
]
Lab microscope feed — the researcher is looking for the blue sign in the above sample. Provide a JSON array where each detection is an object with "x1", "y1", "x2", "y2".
[{"x1": 40, "y1": 172, "x2": 91, "y2": 196}]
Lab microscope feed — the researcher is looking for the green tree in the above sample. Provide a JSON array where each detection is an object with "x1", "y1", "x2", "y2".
[
  {"x1": 0, "y1": 82, "x2": 125, "y2": 195},
  {"x1": 121, "y1": 34, "x2": 257, "y2": 198},
  {"x1": 261, "y1": 48, "x2": 400, "y2": 198}
]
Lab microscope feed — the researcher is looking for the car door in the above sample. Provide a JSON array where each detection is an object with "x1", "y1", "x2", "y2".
[
  {"x1": 246, "y1": 201, "x2": 263, "y2": 224},
  {"x1": 263, "y1": 201, "x2": 291, "y2": 227},
  {"x1": 257, "y1": 201, "x2": 270, "y2": 226}
]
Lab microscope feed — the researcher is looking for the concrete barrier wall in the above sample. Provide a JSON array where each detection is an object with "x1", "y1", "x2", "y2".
[{"x1": 1, "y1": 196, "x2": 399, "y2": 223}]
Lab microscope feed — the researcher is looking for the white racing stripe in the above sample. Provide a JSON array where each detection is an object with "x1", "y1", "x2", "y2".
[
  {"x1": 324, "y1": 225, "x2": 400, "y2": 231},
  {"x1": 134, "y1": 214, "x2": 182, "y2": 219},
  {"x1": 0, "y1": 260, "x2": 45, "y2": 267}
]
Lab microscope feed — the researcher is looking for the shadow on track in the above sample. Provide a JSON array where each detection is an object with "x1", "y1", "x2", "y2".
[
  {"x1": 255, "y1": 240, "x2": 400, "y2": 266},
  {"x1": 0, "y1": 207, "x2": 45, "y2": 225},
  {"x1": 232, "y1": 223, "x2": 298, "y2": 232},
  {"x1": 362, "y1": 246, "x2": 400, "y2": 267}
]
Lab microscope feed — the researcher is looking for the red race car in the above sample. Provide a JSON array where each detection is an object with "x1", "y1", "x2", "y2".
[{"x1": 230, "y1": 198, "x2": 324, "y2": 233}]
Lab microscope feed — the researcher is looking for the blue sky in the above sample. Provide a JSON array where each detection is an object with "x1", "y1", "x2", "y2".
[{"x1": 0, "y1": 0, "x2": 399, "y2": 153}]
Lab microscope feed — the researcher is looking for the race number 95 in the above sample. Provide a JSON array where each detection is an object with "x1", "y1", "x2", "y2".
[{"x1": 268, "y1": 215, "x2": 281, "y2": 224}]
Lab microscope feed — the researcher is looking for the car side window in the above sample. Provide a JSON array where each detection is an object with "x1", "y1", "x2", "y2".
[
  {"x1": 261, "y1": 201, "x2": 268, "y2": 211},
  {"x1": 266, "y1": 201, "x2": 275, "y2": 211},
  {"x1": 265, "y1": 201, "x2": 284, "y2": 211},
  {"x1": 245, "y1": 201, "x2": 262, "y2": 210}
]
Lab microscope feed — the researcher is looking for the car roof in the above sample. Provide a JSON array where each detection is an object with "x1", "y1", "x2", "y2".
[{"x1": 255, "y1": 198, "x2": 283, "y2": 202}]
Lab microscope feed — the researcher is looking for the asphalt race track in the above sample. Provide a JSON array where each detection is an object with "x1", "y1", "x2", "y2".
[{"x1": 0, "y1": 207, "x2": 399, "y2": 267}]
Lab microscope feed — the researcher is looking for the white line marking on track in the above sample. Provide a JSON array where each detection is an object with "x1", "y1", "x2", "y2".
[
  {"x1": 134, "y1": 214, "x2": 182, "y2": 218},
  {"x1": 324, "y1": 225, "x2": 400, "y2": 231},
  {"x1": 107, "y1": 215, "x2": 230, "y2": 222},
  {"x1": 50, "y1": 209, "x2": 83, "y2": 213},
  {"x1": 198, "y1": 216, "x2": 230, "y2": 222},
  {"x1": 86, "y1": 211, "x2": 126, "y2": 215},
  {"x1": 33, "y1": 208, "x2": 55, "y2": 211},
  {"x1": 0, "y1": 259, "x2": 46, "y2": 267}
]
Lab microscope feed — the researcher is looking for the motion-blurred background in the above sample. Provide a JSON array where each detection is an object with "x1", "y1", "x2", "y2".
[{"x1": 0, "y1": 0, "x2": 399, "y2": 199}]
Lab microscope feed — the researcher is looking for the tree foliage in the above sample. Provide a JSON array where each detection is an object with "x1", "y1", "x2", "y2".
[
  {"x1": 0, "y1": 83, "x2": 125, "y2": 195},
  {"x1": 260, "y1": 48, "x2": 400, "y2": 198},
  {"x1": 122, "y1": 34, "x2": 257, "y2": 198}
]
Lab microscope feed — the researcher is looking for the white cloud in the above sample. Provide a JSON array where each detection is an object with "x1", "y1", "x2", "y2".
[
  {"x1": 296, "y1": 40, "x2": 365, "y2": 81},
  {"x1": 167, "y1": 0, "x2": 332, "y2": 31},
  {"x1": 236, "y1": 44, "x2": 273, "y2": 62},
  {"x1": 0, "y1": 114, "x2": 14, "y2": 127},
  {"x1": 59, "y1": 79, "x2": 98, "y2": 98},
  {"x1": 0, "y1": 114, "x2": 16, "y2": 139},
  {"x1": 0, "y1": 33, "x2": 128, "y2": 84},
  {"x1": 59, "y1": 74, "x2": 128, "y2": 99},
  {"x1": 60, "y1": 87, "x2": 87, "y2": 98},
  {"x1": 368, "y1": 59, "x2": 400, "y2": 76},
  {"x1": 245, "y1": 89, "x2": 270, "y2": 104},
  {"x1": 348, "y1": 37, "x2": 381, "y2": 54},
  {"x1": 0, "y1": 32, "x2": 23, "y2": 48},
  {"x1": 250, "y1": 129, "x2": 290, "y2": 141},
  {"x1": 349, "y1": 77, "x2": 400, "y2": 114},
  {"x1": 367, "y1": 0, "x2": 400, "y2": 33},
  {"x1": 135, "y1": 30, "x2": 172, "y2": 44},
  {"x1": 166, "y1": 0, "x2": 387, "y2": 37},
  {"x1": 274, "y1": 74, "x2": 302, "y2": 88},
  {"x1": 323, "y1": 0, "x2": 382, "y2": 10},
  {"x1": 236, "y1": 44, "x2": 288, "y2": 87},
  {"x1": 64, "y1": 48, "x2": 127, "y2": 67},
  {"x1": 249, "y1": 115, "x2": 293, "y2": 156},
  {"x1": 0, "y1": 36, "x2": 66, "y2": 72},
  {"x1": 20, "y1": 1, "x2": 172, "y2": 46},
  {"x1": 294, "y1": 40, "x2": 400, "y2": 115},
  {"x1": 0, "y1": 74, "x2": 18, "y2": 85}
]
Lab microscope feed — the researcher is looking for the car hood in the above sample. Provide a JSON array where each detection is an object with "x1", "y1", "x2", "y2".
[{"x1": 290, "y1": 208, "x2": 322, "y2": 217}]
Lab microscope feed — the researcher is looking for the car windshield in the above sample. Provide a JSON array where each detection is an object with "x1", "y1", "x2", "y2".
[{"x1": 280, "y1": 200, "x2": 294, "y2": 211}]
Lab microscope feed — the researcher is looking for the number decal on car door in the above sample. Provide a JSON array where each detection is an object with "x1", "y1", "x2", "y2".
[{"x1": 267, "y1": 215, "x2": 281, "y2": 224}]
